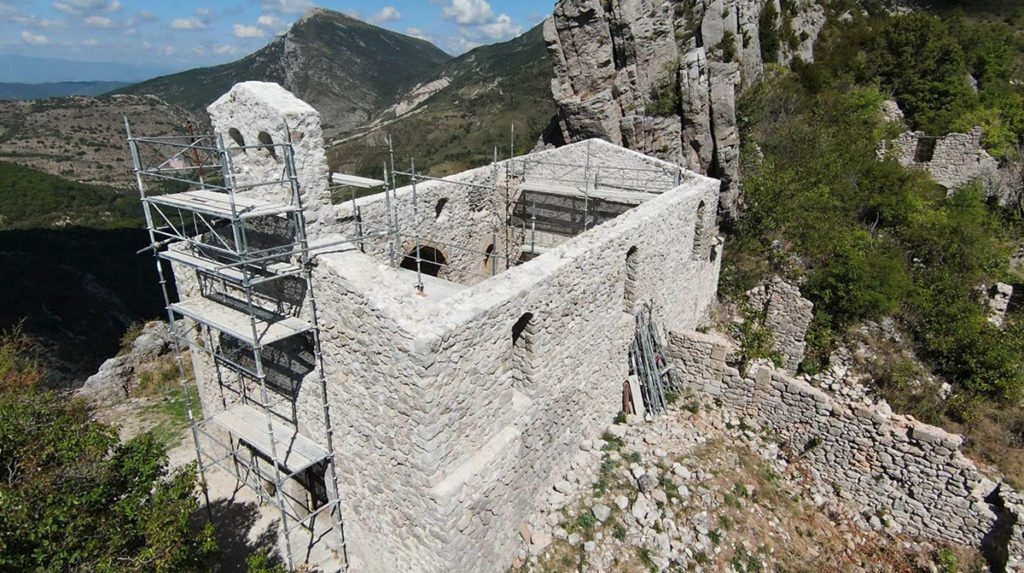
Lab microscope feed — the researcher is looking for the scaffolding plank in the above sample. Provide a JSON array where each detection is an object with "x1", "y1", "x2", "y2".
[
  {"x1": 518, "y1": 180, "x2": 654, "y2": 205},
  {"x1": 171, "y1": 297, "x2": 311, "y2": 346},
  {"x1": 160, "y1": 249, "x2": 300, "y2": 283},
  {"x1": 331, "y1": 173, "x2": 385, "y2": 188},
  {"x1": 146, "y1": 190, "x2": 296, "y2": 219},
  {"x1": 212, "y1": 404, "x2": 327, "y2": 473}
]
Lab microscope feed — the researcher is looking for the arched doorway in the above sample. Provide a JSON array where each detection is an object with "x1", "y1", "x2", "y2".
[{"x1": 400, "y1": 246, "x2": 446, "y2": 277}]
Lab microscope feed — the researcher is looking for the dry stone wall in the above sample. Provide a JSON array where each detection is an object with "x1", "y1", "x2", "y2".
[{"x1": 667, "y1": 330, "x2": 1024, "y2": 566}]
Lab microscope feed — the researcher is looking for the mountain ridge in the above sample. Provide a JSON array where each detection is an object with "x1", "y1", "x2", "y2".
[{"x1": 114, "y1": 8, "x2": 451, "y2": 139}]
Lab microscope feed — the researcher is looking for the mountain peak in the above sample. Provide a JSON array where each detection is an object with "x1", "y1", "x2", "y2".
[
  {"x1": 116, "y1": 9, "x2": 450, "y2": 139},
  {"x1": 296, "y1": 6, "x2": 351, "y2": 25}
]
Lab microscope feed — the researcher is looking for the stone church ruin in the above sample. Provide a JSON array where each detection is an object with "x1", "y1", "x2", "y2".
[
  {"x1": 129, "y1": 81, "x2": 1023, "y2": 571},
  {"x1": 128, "y1": 81, "x2": 721, "y2": 571}
]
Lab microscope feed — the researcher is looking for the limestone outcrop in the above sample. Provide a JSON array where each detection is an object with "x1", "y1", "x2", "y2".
[
  {"x1": 545, "y1": 0, "x2": 827, "y2": 218},
  {"x1": 77, "y1": 321, "x2": 173, "y2": 405}
]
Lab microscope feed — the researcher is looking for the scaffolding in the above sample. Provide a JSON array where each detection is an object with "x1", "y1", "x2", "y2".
[{"x1": 126, "y1": 122, "x2": 366, "y2": 571}]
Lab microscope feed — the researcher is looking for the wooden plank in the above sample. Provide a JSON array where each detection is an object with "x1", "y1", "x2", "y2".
[
  {"x1": 171, "y1": 297, "x2": 311, "y2": 346},
  {"x1": 331, "y1": 173, "x2": 385, "y2": 188},
  {"x1": 160, "y1": 249, "x2": 299, "y2": 283},
  {"x1": 146, "y1": 190, "x2": 296, "y2": 219},
  {"x1": 212, "y1": 404, "x2": 327, "y2": 473}
]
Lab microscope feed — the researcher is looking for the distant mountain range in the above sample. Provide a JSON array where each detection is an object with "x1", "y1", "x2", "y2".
[
  {"x1": 0, "y1": 55, "x2": 176, "y2": 83},
  {"x1": 0, "y1": 81, "x2": 129, "y2": 100},
  {"x1": 114, "y1": 8, "x2": 452, "y2": 139}
]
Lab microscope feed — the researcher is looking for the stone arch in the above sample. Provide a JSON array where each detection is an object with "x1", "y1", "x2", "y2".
[{"x1": 400, "y1": 245, "x2": 446, "y2": 277}]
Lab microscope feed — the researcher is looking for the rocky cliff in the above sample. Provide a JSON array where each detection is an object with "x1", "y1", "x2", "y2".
[{"x1": 544, "y1": 0, "x2": 825, "y2": 216}]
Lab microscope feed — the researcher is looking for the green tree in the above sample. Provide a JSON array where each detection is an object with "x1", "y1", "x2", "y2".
[
  {"x1": 868, "y1": 13, "x2": 978, "y2": 133},
  {"x1": 0, "y1": 327, "x2": 218, "y2": 572},
  {"x1": 758, "y1": 2, "x2": 781, "y2": 63}
]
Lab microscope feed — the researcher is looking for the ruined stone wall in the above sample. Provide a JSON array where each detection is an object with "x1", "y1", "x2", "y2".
[
  {"x1": 883, "y1": 127, "x2": 1008, "y2": 200},
  {"x1": 744, "y1": 276, "x2": 813, "y2": 372},
  {"x1": 308, "y1": 261, "x2": 456, "y2": 571},
  {"x1": 666, "y1": 331, "x2": 1024, "y2": 562}
]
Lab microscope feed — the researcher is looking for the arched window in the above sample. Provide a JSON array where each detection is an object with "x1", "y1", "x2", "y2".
[
  {"x1": 228, "y1": 127, "x2": 245, "y2": 148},
  {"x1": 691, "y1": 200, "x2": 706, "y2": 261},
  {"x1": 483, "y1": 243, "x2": 495, "y2": 274},
  {"x1": 257, "y1": 130, "x2": 277, "y2": 159},
  {"x1": 624, "y1": 246, "x2": 639, "y2": 311},
  {"x1": 511, "y1": 312, "x2": 534, "y2": 390}
]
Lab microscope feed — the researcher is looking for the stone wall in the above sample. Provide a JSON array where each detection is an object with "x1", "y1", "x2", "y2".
[
  {"x1": 666, "y1": 330, "x2": 1024, "y2": 566},
  {"x1": 744, "y1": 276, "x2": 813, "y2": 372},
  {"x1": 333, "y1": 139, "x2": 697, "y2": 287},
  {"x1": 665, "y1": 329, "x2": 731, "y2": 395}
]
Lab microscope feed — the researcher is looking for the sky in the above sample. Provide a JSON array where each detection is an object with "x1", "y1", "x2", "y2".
[{"x1": 0, "y1": 0, "x2": 555, "y2": 78}]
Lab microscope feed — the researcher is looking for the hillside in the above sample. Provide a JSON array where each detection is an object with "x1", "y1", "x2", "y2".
[
  {"x1": 0, "y1": 161, "x2": 162, "y2": 386},
  {"x1": 0, "y1": 94, "x2": 201, "y2": 188},
  {"x1": 115, "y1": 8, "x2": 451, "y2": 138},
  {"x1": 0, "y1": 82, "x2": 129, "y2": 100},
  {"x1": 327, "y1": 22, "x2": 557, "y2": 177}
]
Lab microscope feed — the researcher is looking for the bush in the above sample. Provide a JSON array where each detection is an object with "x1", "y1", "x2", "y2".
[{"x1": 0, "y1": 331, "x2": 218, "y2": 571}]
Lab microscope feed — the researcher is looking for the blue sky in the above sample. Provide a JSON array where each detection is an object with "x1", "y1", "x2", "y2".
[{"x1": 0, "y1": 0, "x2": 554, "y2": 75}]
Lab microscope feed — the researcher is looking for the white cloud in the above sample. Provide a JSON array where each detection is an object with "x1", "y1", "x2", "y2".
[
  {"x1": 478, "y1": 13, "x2": 520, "y2": 40},
  {"x1": 125, "y1": 9, "x2": 154, "y2": 26},
  {"x1": 368, "y1": 6, "x2": 401, "y2": 24},
  {"x1": 21, "y1": 29, "x2": 48, "y2": 44},
  {"x1": 257, "y1": 14, "x2": 279, "y2": 27},
  {"x1": 12, "y1": 15, "x2": 62, "y2": 28},
  {"x1": 196, "y1": 8, "x2": 209, "y2": 16},
  {"x1": 84, "y1": 15, "x2": 114, "y2": 28},
  {"x1": 141, "y1": 40, "x2": 150, "y2": 49},
  {"x1": 442, "y1": 0, "x2": 492, "y2": 25},
  {"x1": 171, "y1": 17, "x2": 205, "y2": 30},
  {"x1": 53, "y1": 0, "x2": 120, "y2": 16},
  {"x1": 82, "y1": 37, "x2": 98, "y2": 46},
  {"x1": 261, "y1": 0, "x2": 314, "y2": 14},
  {"x1": 446, "y1": 35, "x2": 480, "y2": 53},
  {"x1": 405, "y1": 27, "x2": 429, "y2": 41},
  {"x1": 233, "y1": 23, "x2": 264, "y2": 38},
  {"x1": 213, "y1": 44, "x2": 238, "y2": 55},
  {"x1": 160, "y1": 45, "x2": 174, "y2": 55}
]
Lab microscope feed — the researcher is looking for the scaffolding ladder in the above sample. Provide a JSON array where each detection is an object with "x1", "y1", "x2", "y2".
[{"x1": 126, "y1": 122, "x2": 347, "y2": 571}]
